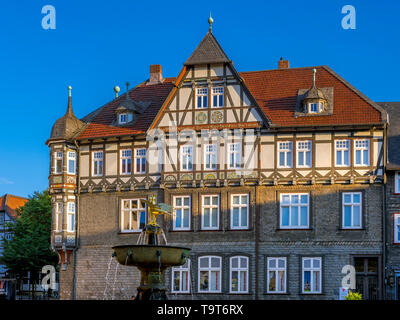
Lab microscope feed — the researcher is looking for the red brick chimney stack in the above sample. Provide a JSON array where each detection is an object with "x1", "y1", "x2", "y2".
[
  {"x1": 149, "y1": 64, "x2": 163, "y2": 84},
  {"x1": 278, "y1": 57, "x2": 289, "y2": 70}
]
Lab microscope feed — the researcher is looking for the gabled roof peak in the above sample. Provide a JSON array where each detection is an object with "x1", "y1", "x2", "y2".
[{"x1": 184, "y1": 31, "x2": 230, "y2": 66}]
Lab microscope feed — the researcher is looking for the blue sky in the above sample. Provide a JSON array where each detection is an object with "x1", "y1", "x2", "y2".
[{"x1": 0, "y1": 0, "x2": 399, "y2": 197}]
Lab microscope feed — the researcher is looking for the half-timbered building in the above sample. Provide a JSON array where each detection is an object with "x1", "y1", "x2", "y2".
[{"x1": 46, "y1": 21, "x2": 387, "y2": 300}]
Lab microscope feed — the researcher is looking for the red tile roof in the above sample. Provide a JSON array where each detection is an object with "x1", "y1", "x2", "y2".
[
  {"x1": 77, "y1": 78, "x2": 175, "y2": 139},
  {"x1": 240, "y1": 66, "x2": 383, "y2": 127},
  {"x1": 76, "y1": 66, "x2": 384, "y2": 140},
  {"x1": 0, "y1": 194, "x2": 28, "y2": 220}
]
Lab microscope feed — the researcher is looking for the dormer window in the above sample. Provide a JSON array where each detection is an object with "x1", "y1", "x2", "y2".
[
  {"x1": 309, "y1": 102, "x2": 324, "y2": 113},
  {"x1": 119, "y1": 113, "x2": 133, "y2": 124}
]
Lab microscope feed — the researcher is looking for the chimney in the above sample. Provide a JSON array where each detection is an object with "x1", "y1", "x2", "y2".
[
  {"x1": 278, "y1": 57, "x2": 289, "y2": 69},
  {"x1": 148, "y1": 64, "x2": 163, "y2": 85}
]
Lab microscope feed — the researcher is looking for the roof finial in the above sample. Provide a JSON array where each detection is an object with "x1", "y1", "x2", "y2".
[
  {"x1": 114, "y1": 86, "x2": 120, "y2": 98},
  {"x1": 208, "y1": 12, "x2": 214, "y2": 32},
  {"x1": 312, "y1": 68, "x2": 317, "y2": 87},
  {"x1": 67, "y1": 85, "x2": 72, "y2": 114},
  {"x1": 126, "y1": 82, "x2": 130, "y2": 92}
]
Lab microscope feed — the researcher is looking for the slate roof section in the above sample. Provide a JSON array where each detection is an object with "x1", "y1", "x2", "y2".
[
  {"x1": 48, "y1": 94, "x2": 84, "y2": 143},
  {"x1": 0, "y1": 194, "x2": 28, "y2": 220},
  {"x1": 184, "y1": 31, "x2": 230, "y2": 66},
  {"x1": 377, "y1": 102, "x2": 400, "y2": 170}
]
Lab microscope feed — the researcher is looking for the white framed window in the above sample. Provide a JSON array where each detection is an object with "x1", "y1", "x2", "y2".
[
  {"x1": 196, "y1": 88, "x2": 208, "y2": 108},
  {"x1": 54, "y1": 152, "x2": 63, "y2": 174},
  {"x1": 120, "y1": 199, "x2": 147, "y2": 232},
  {"x1": 395, "y1": 172, "x2": 400, "y2": 194},
  {"x1": 354, "y1": 139, "x2": 369, "y2": 166},
  {"x1": 342, "y1": 192, "x2": 362, "y2": 229},
  {"x1": 92, "y1": 151, "x2": 103, "y2": 176},
  {"x1": 134, "y1": 148, "x2": 146, "y2": 174},
  {"x1": 228, "y1": 142, "x2": 241, "y2": 169},
  {"x1": 201, "y1": 195, "x2": 219, "y2": 230},
  {"x1": 308, "y1": 102, "x2": 324, "y2": 113},
  {"x1": 394, "y1": 214, "x2": 400, "y2": 244},
  {"x1": 198, "y1": 256, "x2": 221, "y2": 293},
  {"x1": 173, "y1": 196, "x2": 191, "y2": 230},
  {"x1": 211, "y1": 87, "x2": 224, "y2": 107},
  {"x1": 302, "y1": 257, "x2": 322, "y2": 294},
  {"x1": 119, "y1": 113, "x2": 132, "y2": 124},
  {"x1": 55, "y1": 202, "x2": 63, "y2": 232},
  {"x1": 120, "y1": 149, "x2": 132, "y2": 175},
  {"x1": 296, "y1": 141, "x2": 312, "y2": 168},
  {"x1": 67, "y1": 151, "x2": 76, "y2": 174},
  {"x1": 280, "y1": 193, "x2": 309, "y2": 229},
  {"x1": 66, "y1": 202, "x2": 75, "y2": 232},
  {"x1": 5, "y1": 233, "x2": 12, "y2": 241},
  {"x1": 171, "y1": 259, "x2": 190, "y2": 293},
  {"x1": 230, "y1": 256, "x2": 248, "y2": 293},
  {"x1": 181, "y1": 145, "x2": 193, "y2": 171},
  {"x1": 335, "y1": 140, "x2": 350, "y2": 167},
  {"x1": 231, "y1": 194, "x2": 249, "y2": 229},
  {"x1": 278, "y1": 141, "x2": 293, "y2": 168},
  {"x1": 267, "y1": 257, "x2": 287, "y2": 293},
  {"x1": 204, "y1": 144, "x2": 217, "y2": 170}
]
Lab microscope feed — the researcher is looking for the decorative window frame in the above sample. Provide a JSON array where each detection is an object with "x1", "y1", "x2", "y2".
[
  {"x1": 198, "y1": 256, "x2": 222, "y2": 293},
  {"x1": 172, "y1": 195, "x2": 191, "y2": 231},
  {"x1": 120, "y1": 149, "x2": 132, "y2": 175},
  {"x1": 92, "y1": 151, "x2": 104, "y2": 177},
  {"x1": 296, "y1": 141, "x2": 312, "y2": 168},
  {"x1": 227, "y1": 142, "x2": 241, "y2": 169},
  {"x1": 201, "y1": 195, "x2": 220, "y2": 230},
  {"x1": 301, "y1": 257, "x2": 322, "y2": 294},
  {"x1": 120, "y1": 198, "x2": 147, "y2": 233},
  {"x1": 279, "y1": 193, "x2": 310, "y2": 229},
  {"x1": 134, "y1": 148, "x2": 146, "y2": 174},
  {"x1": 394, "y1": 213, "x2": 400, "y2": 244},
  {"x1": 335, "y1": 139, "x2": 350, "y2": 167},
  {"x1": 342, "y1": 192, "x2": 362, "y2": 229},
  {"x1": 196, "y1": 87, "x2": 208, "y2": 109},
  {"x1": 395, "y1": 172, "x2": 400, "y2": 194},
  {"x1": 171, "y1": 259, "x2": 191, "y2": 293},
  {"x1": 66, "y1": 202, "x2": 75, "y2": 232},
  {"x1": 204, "y1": 144, "x2": 217, "y2": 171},
  {"x1": 277, "y1": 141, "x2": 293, "y2": 168},
  {"x1": 211, "y1": 87, "x2": 224, "y2": 108},
  {"x1": 229, "y1": 256, "x2": 249, "y2": 294},
  {"x1": 180, "y1": 145, "x2": 194, "y2": 171},
  {"x1": 266, "y1": 257, "x2": 287, "y2": 294},
  {"x1": 230, "y1": 194, "x2": 249, "y2": 230},
  {"x1": 353, "y1": 139, "x2": 370, "y2": 167},
  {"x1": 54, "y1": 151, "x2": 63, "y2": 174},
  {"x1": 67, "y1": 151, "x2": 76, "y2": 174},
  {"x1": 55, "y1": 202, "x2": 63, "y2": 232}
]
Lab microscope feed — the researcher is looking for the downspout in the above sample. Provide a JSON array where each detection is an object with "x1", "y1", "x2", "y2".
[
  {"x1": 382, "y1": 122, "x2": 388, "y2": 300},
  {"x1": 255, "y1": 185, "x2": 260, "y2": 300},
  {"x1": 71, "y1": 140, "x2": 81, "y2": 300}
]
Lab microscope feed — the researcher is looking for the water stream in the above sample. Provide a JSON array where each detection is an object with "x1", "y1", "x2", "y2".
[{"x1": 102, "y1": 256, "x2": 114, "y2": 300}]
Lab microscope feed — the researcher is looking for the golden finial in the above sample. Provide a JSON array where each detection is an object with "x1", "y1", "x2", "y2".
[
  {"x1": 68, "y1": 85, "x2": 72, "y2": 97},
  {"x1": 114, "y1": 85, "x2": 120, "y2": 98},
  {"x1": 208, "y1": 12, "x2": 214, "y2": 32}
]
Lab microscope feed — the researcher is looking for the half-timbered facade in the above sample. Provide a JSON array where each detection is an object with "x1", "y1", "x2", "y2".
[{"x1": 46, "y1": 22, "x2": 388, "y2": 300}]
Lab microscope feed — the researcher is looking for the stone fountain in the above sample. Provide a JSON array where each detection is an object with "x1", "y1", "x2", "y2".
[{"x1": 112, "y1": 196, "x2": 191, "y2": 300}]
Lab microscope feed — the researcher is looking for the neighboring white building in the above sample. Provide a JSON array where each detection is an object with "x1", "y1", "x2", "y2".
[{"x1": 0, "y1": 194, "x2": 27, "y2": 277}]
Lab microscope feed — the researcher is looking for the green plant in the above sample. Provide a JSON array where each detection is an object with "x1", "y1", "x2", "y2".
[{"x1": 345, "y1": 290, "x2": 363, "y2": 300}]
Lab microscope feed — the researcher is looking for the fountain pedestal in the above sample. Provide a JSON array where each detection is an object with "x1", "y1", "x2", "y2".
[{"x1": 112, "y1": 224, "x2": 190, "y2": 300}]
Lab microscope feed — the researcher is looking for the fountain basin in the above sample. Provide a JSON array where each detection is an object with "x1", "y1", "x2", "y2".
[{"x1": 112, "y1": 245, "x2": 190, "y2": 268}]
